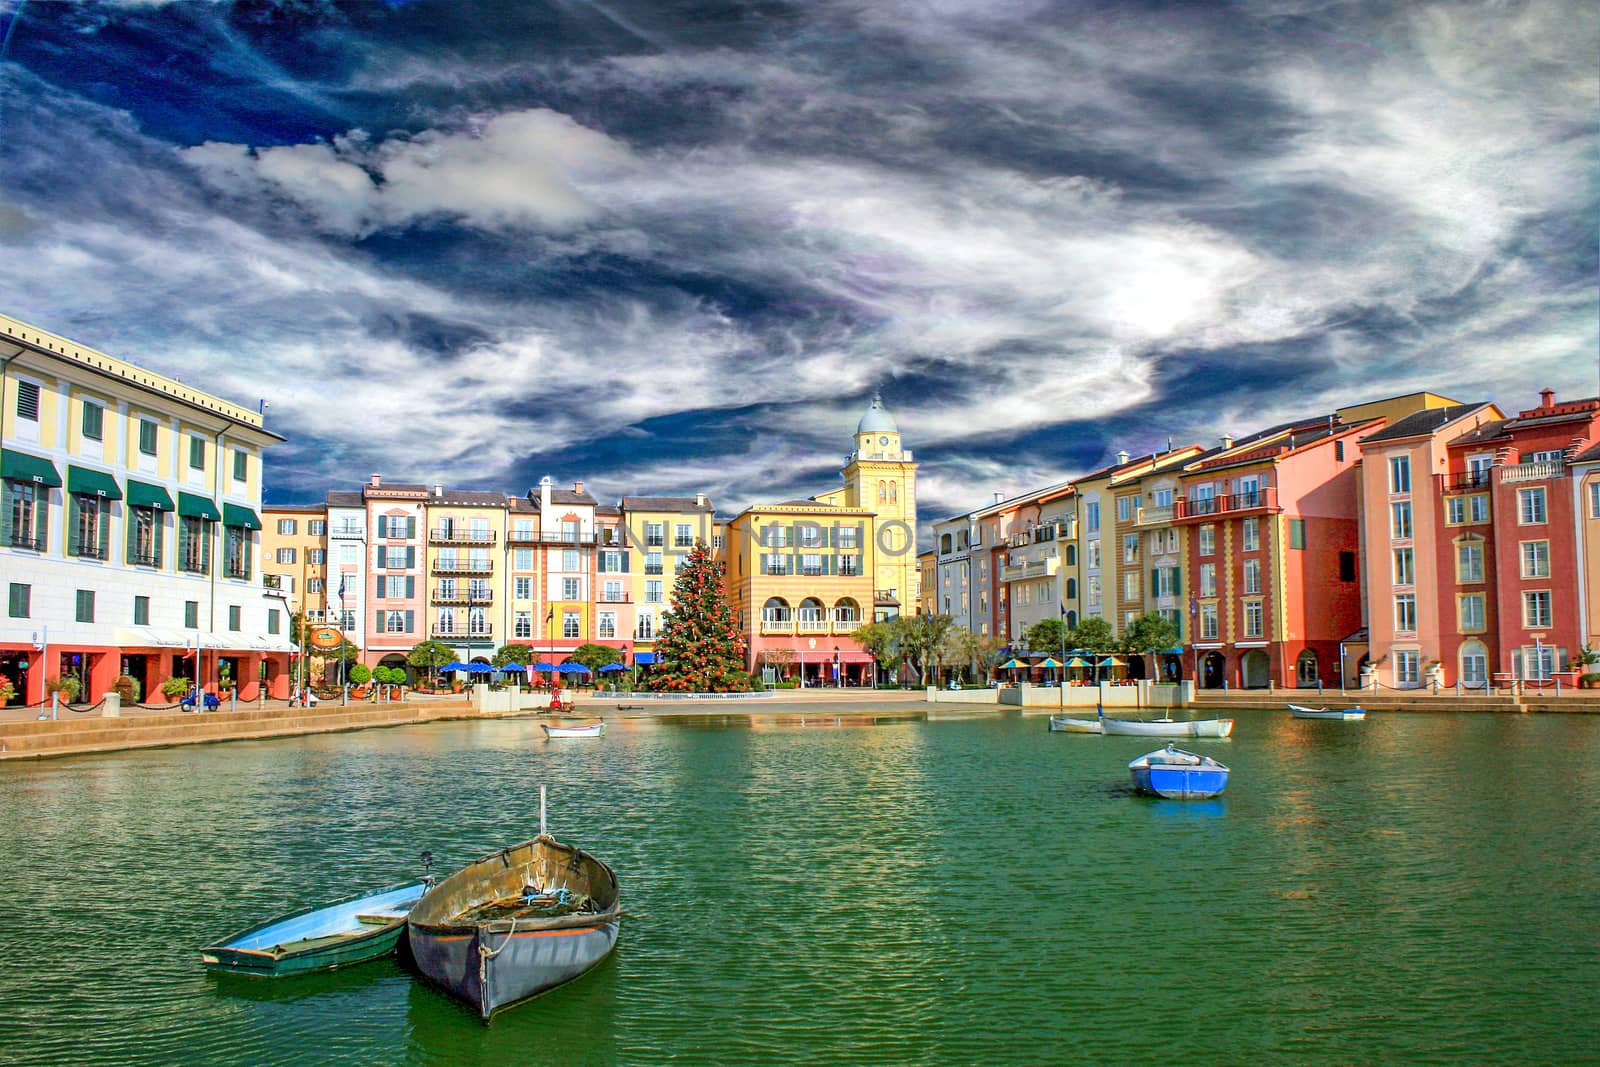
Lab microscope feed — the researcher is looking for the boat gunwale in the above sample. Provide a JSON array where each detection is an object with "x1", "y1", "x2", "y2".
[{"x1": 199, "y1": 878, "x2": 427, "y2": 957}]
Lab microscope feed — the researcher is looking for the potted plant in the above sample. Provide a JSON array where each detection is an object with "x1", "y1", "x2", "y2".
[
  {"x1": 0, "y1": 676, "x2": 15, "y2": 707},
  {"x1": 160, "y1": 676, "x2": 194, "y2": 702},
  {"x1": 1580, "y1": 646, "x2": 1600, "y2": 689},
  {"x1": 46, "y1": 675, "x2": 83, "y2": 703},
  {"x1": 113, "y1": 674, "x2": 141, "y2": 703}
]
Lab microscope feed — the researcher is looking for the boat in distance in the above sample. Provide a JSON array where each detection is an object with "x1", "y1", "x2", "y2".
[
  {"x1": 199, "y1": 880, "x2": 427, "y2": 977},
  {"x1": 541, "y1": 720, "x2": 606, "y2": 739},
  {"x1": 407, "y1": 835, "x2": 621, "y2": 1021},
  {"x1": 1129, "y1": 745, "x2": 1231, "y2": 799},
  {"x1": 1098, "y1": 715, "x2": 1234, "y2": 738},
  {"x1": 1048, "y1": 716, "x2": 1102, "y2": 733},
  {"x1": 1288, "y1": 704, "x2": 1368, "y2": 720}
]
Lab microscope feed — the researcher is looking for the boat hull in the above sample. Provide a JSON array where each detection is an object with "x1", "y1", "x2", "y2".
[
  {"x1": 408, "y1": 835, "x2": 621, "y2": 1021},
  {"x1": 541, "y1": 722, "x2": 606, "y2": 738},
  {"x1": 1288, "y1": 704, "x2": 1367, "y2": 720},
  {"x1": 200, "y1": 880, "x2": 426, "y2": 977},
  {"x1": 1100, "y1": 717, "x2": 1234, "y2": 738},
  {"x1": 1048, "y1": 716, "x2": 1102, "y2": 733},
  {"x1": 1128, "y1": 747, "x2": 1231, "y2": 799}
]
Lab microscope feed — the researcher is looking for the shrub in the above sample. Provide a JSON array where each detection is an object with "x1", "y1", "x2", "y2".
[
  {"x1": 348, "y1": 664, "x2": 373, "y2": 687},
  {"x1": 46, "y1": 675, "x2": 83, "y2": 701},
  {"x1": 113, "y1": 675, "x2": 142, "y2": 702},
  {"x1": 0, "y1": 677, "x2": 15, "y2": 706},
  {"x1": 1582, "y1": 672, "x2": 1600, "y2": 687},
  {"x1": 160, "y1": 676, "x2": 193, "y2": 700}
]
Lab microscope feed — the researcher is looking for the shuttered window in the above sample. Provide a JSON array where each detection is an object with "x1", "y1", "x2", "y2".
[
  {"x1": 134, "y1": 596, "x2": 150, "y2": 626},
  {"x1": 15, "y1": 381, "x2": 39, "y2": 421},
  {"x1": 8, "y1": 583, "x2": 30, "y2": 618},
  {"x1": 82, "y1": 402, "x2": 104, "y2": 440},
  {"x1": 75, "y1": 589, "x2": 95, "y2": 623}
]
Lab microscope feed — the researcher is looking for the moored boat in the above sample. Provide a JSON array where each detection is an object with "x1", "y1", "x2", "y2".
[
  {"x1": 1098, "y1": 714, "x2": 1234, "y2": 738},
  {"x1": 1288, "y1": 703, "x2": 1367, "y2": 720},
  {"x1": 1048, "y1": 715, "x2": 1102, "y2": 733},
  {"x1": 541, "y1": 720, "x2": 606, "y2": 738},
  {"x1": 407, "y1": 835, "x2": 621, "y2": 1021},
  {"x1": 1128, "y1": 744, "x2": 1231, "y2": 799},
  {"x1": 199, "y1": 880, "x2": 427, "y2": 977}
]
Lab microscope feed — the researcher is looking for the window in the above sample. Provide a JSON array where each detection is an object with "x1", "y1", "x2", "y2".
[
  {"x1": 838, "y1": 555, "x2": 859, "y2": 576},
  {"x1": 1086, "y1": 576, "x2": 1101, "y2": 610},
  {"x1": 1395, "y1": 650, "x2": 1420, "y2": 686},
  {"x1": 5, "y1": 480, "x2": 42, "y2": 550},
  {"x1": 1390, "y1": 502, "x2": 1412, "y2": 539},
  {"x1": 1116, "y1": 496, "x2": 1134, "y2": 522},
  {"x1": 1395, "y1": 594, "x2": 1417, "y2": 632},
  {"x1": 389, "y1": 575, "x2": 416, "y2": 598},
  {"x1": 645, "y1": 522, "x2": 664, "y2": 547},
  {"x1": 562, "y1": 578, "x2": 581, "y2": 600},
  {"x1": 1520, "y1": 541, "x2": 1550, "y2": 578},
  {"x1": 1199, "y1": 563, "x2": 1216, "y2": 597},
  {"x1": 307, "y1": 578, "x2": 324, "y2": 594},
  {"x1": 1244, "y1": 600, "x2": 1263, "y2": 637},
  {"x1": 515, "y1": 611, "x2": 532, "y2": 638},
  {"x1": 1461, "y1": 646, "x2": 1487, "y2": 685},
  {"x1": 1243, "y1": 558, "x2": 1261, "y2": 594},
  {"x1": 1236, "y1": 476, "x2": 1261, "y2": 506},
  {"x1": 563, "y1": 611, "x2": 581, "y2": 638},
  {"x1": 228, "y1": 605, "x2": 241, "y2": 631},
  {"x1": 267, "y1": 609, "x2": 280, "y2": 635},
  {"x1": 1446, "y1": 497, "x2": 1466, "y2": 525},
  {"x1": 188, "y1": 435, "x2": 205, "y2": 471},
  {"x1": 1469, "y1": 495, "x2": 1489, "y2": 523},
  {"x1": 308, "y1": 520, "x2": 326, "y2": 536},
  {"x1": 646, "y1": 581, "x2": 663, "y2": 603},
  {"x1": 1200, "y1": 603, "x2": 1218, "y2": 639},
  {"x1": 233, "y1": 450, "x2": 247, "y2": 482},
  {"x1": 184, "y1": 601, "x2": 199, "y2": 628},
  {"x1": 309, "y1": 549, "x2": 326, "y2": 565},
  {"x1": 1590, "y1": 481, "x2": 1600, "y2": 518},
  {"x1": 1242, "y1": 518, "x2": 1259, "y2": 552},
  {"x1": 514, "y1": 548, "x2": 533, "y2": 570},
  {"x1": 1456, "y1": 541, "x2": 1483, "y2": 582},
  {"x1": 674, "y1": 523, "x2": 693, "y2": 547},
  {"x1": 82, "y1": 402, "x2": 103, "y2": 441},
  {"x1": 1123, "y1": 572, "x2": 1138, "y2": 601},
  {"x1": 636, "y1": 613, "x2": 655, "y2": 639},
  {"x1": 646, "y1": 551, "x2": 664, "y2": 575},
  {"x1": 1518, "y1": 488, "x2": 1546, "y2": 524},
  {"x1": 1122, "y1": 535, "x2": 1138, "y2": 563},
  {"x1": 1522, "y1": 591, "x2": 1552, "y2": 628},
  {"x1": 515, "y1": 577, "x2": 532, "y2": 600},
  {"x1": 1085, "y1": 501, "x2": 1100, "y2": 533},
  {"x1": 1392, "y1": 547, "x2": 1414, "y2": 586},
  {"x1": 1154, "y1": 488, "x2": 1174, "y2": 508},
  {"x1": 763, "y1": 553, "x2": 790, "y2": 576},
  {"x1": 131, "y1": 595, "x2": 150, "y2": 626},
  {"x1": 603, "y1": 580, "x2": 624, "y2": 602},
  {"x1": 712, "y1": 534, "x2": 724, "y2": 549},
  {"x1": 383, "y1": 610, "x2": 411, "y2": 634},
  {"x1": 1334, "y1": 439, "x2": 1344, "y2": 461},
  {"x1": 339, "y1": 545, "x2": 356, "y2": 563},
  {"x1": 1289, "y1": 519, "x2": 1305, "y2": 549},
  {"x1": 561, "y1": 549, "x2": 580, "y2": 572},
  {"x1": 1199, "y1": 525, "x2": 1214, "y2": 556},
  {"x1": 598, "y1": 612, "x2": 616, "y2": 639},
  {"x1": 1459, "y1": 594, "x2": 1485, "y2": 631},
  {"x1": 138, "y1": 419, "x2": 158, "y2": 456},
  {"x1": 276, "y1": 519, "x2": 298, "y2": 535},
  {"x1": 1087, "y1": 541, "x2": 1101, "y2": 569},
  {"x1": 837, "y1": 526, "x2": 858, "y2": 550},
  {"x1": 179, "y1": 516, "x2": 211, "y2": 574},
  {"x1": 1066, "y1": 577, "x2": 1078, "y2": 600},
  {"x1": 276, "y1": 548, "x2": 297, "y2": 564},
  {"x1": 600, "y1": 550, "x2": 623, "y2": 573},
  {"x1": 16, "y1": 380, "x2": 39, "y2": 421},
  {"x1": 1339, "y1": 551, "x2": 1357, "y2": 583},
  {"x1": 75, "y1": 589, "x2": 95, "y2": 624},
  {"x1": 224, "y1": 525, "x2": 251, "y2": 579},
  {"x1": 1388, "y1": 455, "x2": 1411, "y2": 493},
  {"x1": 1518, "y1": 645, "x2": 1557, "y2": 682},
  {"x1": 8, "y1": 583, "x2": 30, "y2": 618},
  {"x1": 70, "y1": 494, "x2": 106, "y2": 559}
]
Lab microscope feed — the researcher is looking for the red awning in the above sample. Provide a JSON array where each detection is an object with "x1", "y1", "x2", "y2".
[{"x1": 820, "y1": 650, "x2": 875, "y2": 664}]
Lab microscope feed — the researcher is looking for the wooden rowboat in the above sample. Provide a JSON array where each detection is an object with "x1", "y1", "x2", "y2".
[
  {"x1": 1048, "y1": 716, "x2": 1102, "y2": 733},
  {"x1": 199, "y1": 880, "x2": 426, "y2": 977},
  {"x1": 1288, "y1": 703, "x2": 1367, "y2": 720},
  {"x1": 1098, "y1": 715, "x2": 1234, "y2": 738},
  {"x1": 541, "y1": 720, "x2": 606, "y2": 739},
  {"x1": 1129, "y1": 744, "x2": 1231, "y2": 799},
  {"x1": 407, "y1": 835, "x2": 621, "y2": 1021}
]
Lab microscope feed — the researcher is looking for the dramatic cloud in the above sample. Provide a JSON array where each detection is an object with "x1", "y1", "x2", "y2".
[{"x1": 0, "y1": 0, "x2": 1592, "y2": 527}]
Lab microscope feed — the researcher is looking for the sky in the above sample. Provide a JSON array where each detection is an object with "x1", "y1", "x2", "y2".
[{"x1": 0, "y1": 0, "x2": 1594, "y2": 529}]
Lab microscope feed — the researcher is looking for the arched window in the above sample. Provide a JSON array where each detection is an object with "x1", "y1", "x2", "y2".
[
  {"x1": 798, "y1": 597, "x2": 826, "y2": 628},
  {"x1": 833, "y1": 597, "x2": 860, "y2": 625},
  {"x1": 889, "y1": 482, "x2": 898, "y2": 503},
  {"x1": 1459, "y1": 640, "x2": 1488, "y2": 688},
  {"x1": 940, "y1": 534, "x2": 952, "y2": 554},
  {"x1": 1065, "y1": 577, "x2": 1078, "y2": 600},
  {"x1": 1065, "y1": 544, "x2": 1077, "y2": 566},
  {"x1": 878, "y1": 480, "x2": 887, "y2": 502},
  {"x1": 762, "y1": 597, "x2": 791, "y2": 623},
  {"x1": 1066, "y1": 611, "x2": 1078, "y2": 629},
  {"x1": 1295, "y1": 649, "x2": 1319, "y2": 685}
]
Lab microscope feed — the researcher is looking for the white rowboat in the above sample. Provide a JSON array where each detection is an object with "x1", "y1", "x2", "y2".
[
  {"x1": 1048, "y1": 716, "x2": 1102, "y2": 733},
  {"x1": 541, "y1": 720, "x2": 606, "y2": 739},
  {"x1": 1288, "y1": 704, "x2": 1367, "y2": 720},
  {"x1": 1098, "y1": 715, "x2": 1234, "y2": 738}
]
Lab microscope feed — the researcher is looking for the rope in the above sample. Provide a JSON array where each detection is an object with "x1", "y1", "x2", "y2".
[{"x1": 478, "y1": 917, "x2": 520, "y2": 961}]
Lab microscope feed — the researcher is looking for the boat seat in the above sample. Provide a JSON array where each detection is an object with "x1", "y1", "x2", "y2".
[{"x1": 356, "y1": 910, "x2": 411, "y2": 924}]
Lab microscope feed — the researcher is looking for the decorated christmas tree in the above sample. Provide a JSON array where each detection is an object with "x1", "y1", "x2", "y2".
[{"x1": 645, "y1": 541, "x2": 752, "y2": 692}]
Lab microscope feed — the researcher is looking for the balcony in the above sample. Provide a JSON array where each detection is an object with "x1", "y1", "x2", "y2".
[
  {"x1": 432, "y1": 559, "x2": 494, "y2": 575},
  {"x1": 1173, "y1": 486, "x2": 1280, "y2": 524},
  {"x1": 431, "y1": 624, "x2": 494, "y2": 640},
  {"x1": 225, "y1": 563, "x2": 250, "y2": 580},
  {"x1": 432, "y1": 590, "x2": 493, "y2": 606},
  {"x1": 1445, "y1": 471, "x2": 1493, "y2": 492},
  {"x1": 505, "y1": 528, "x2": 597, "y2": 546},
  {"x1": 598, "y1": 592, "x2": 633, "y2": 604},
  {"x1": 833, "y1": 618, "x2": 861, "y2": 634},
  {"x1": 75, "y1": 544, "x2": 109, "y2": 561},
  {"x1": 760, "y1": 618, "x2": 793, "y2": 635},
  {"x1": 8, "y1": 532, "x2": 41, "y2": 550},
  {"x1": 329, "y1": 525, "x2": 364, "y2": 540},
  {"x1": 430, "y1": 528, "x2": 497, "y2": 546},
  {"x1": 129, "y1": 550, "x2": 158, "y2": 567},
  {"x1": 1000, "y1": 558, "x2": 1058, "y2": 583},
  {"x1": 797, "y1": 618, "x2": 830, "y2": 633},
  {"x1": 1500, "y1": 460, "x2": 1565, "y2": 484},
  {"x1": 262, "y1": 574, "x2": 282, "y2": 589},
  {"x1": 1136, "y1": 504, "x2": 1175, "y2": 527}
]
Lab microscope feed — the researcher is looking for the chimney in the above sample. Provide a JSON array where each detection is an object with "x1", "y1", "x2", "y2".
[
  {"x1": 433, "y1": 484, "x2": 443, "y2": 497},
  {"x1": 539, "y1": 475, "x2": 553, "y2": 512},
  {"x1": 992, "y1": 491, "x2": 1003, "y2": 505},
  {"x1": 573, "y1": 480, "x2": 584, "y2": 495},
  {"x1": 1540, "y1": 388, "x2": 1555, "y2": 411},
  {"x1": 369, "y1": 474, "x2": 381, "y2": 488},
  {"x1": 695, "y1": 493, "x2": 707, "y2": 508},
  {"x1": 1220, "y1": 433, "x2": 1234, "y2": 450},
  {"x1": 1116, "y1": 449, "x2": 1129, "y2": 465}
]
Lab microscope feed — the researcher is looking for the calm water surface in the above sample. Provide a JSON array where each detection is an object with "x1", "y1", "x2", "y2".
[{"x1": 0, "y1": 710, "x2": 1596, "y2": 1065}]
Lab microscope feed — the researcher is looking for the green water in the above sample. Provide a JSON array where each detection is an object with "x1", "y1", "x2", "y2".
[{"x1": 0, "y1": 710, "x2": 1596, "y2": 1065}]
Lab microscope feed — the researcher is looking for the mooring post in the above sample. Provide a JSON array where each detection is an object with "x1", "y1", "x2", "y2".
[{"x1": 540, "y1": 785, "x2": 547, "y2": 838}]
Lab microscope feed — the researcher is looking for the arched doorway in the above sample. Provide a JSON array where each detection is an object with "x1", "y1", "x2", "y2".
[
  {"x1": 1202, "y1": 651, "x2": 1226, "y2": 689},
  {"x1": 1241, "y1": 650, "x2": 1271, "y2": 688},
  {"x1": 1295, "y1": 650, "x2": 1319, "y2": 687},
  {"x1": 1125, "y1": 655, "x2": 1148, "y2": 680}
]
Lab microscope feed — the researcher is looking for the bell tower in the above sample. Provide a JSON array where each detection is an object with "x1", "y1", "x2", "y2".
[{"x1": 840, "y1": 392, "x2": 917, "y2": 619}]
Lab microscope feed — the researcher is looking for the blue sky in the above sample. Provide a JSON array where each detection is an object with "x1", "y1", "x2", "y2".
[{"x1": 0, "y1": 0, "x2": 1593, "y2": 524}]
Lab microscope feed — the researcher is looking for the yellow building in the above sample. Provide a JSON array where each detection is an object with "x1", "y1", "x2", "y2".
[
  {"x1": 421, "y1": 486, "x2": 508, "y2": 665},
  {"x1": 260, "y1": 504, "x2": 328, "y2": 623},
  {"x1": 619, "y1": 495, "x2": 715, "y2": 666}
]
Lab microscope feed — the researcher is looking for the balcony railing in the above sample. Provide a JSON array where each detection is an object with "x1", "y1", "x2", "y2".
[
  {"x1": 8, "y1": 533, "x2": 41, "y2": 550},
  {"x1": 430, "y1": 528, "x2": 497, "y2": 545},
  {"x1": 1445, "y1": 471, "x2": 1493, "y2": 491},
  {"x1": 504, "y1": 529, "x2": 597, "y2": 546},
  {"x1": 432, "y1": 559, "x2": 494, "y2": 575},
  {"x1": 1500, "y1": 460, "x2": 1565, "y2": 484},
  {"x1": 798, "y1": 618, "x2": 830, "y2": 633},
  {"x1": 430, "y1": 626, "x2": 494, "y2": 640},
  {"x1": 760, "y1": 618, "x2": 792, "y2": 634},
  {"x1": 329, "y1": 525, "x2": 364, "y2": 540},
  {"x1": 432, "y1": 590, "x2": 493, "y2": 605},
  {"x1": 225, "y1": 563, "x2": 250, "y2": 579},
  {"x1": 1173, "y1": 486, "x2": 1279, "y2": 523},
  {"x1": 1136, "y1": 504, "x2": 1175, "y2": 527},
  {"x1": 598, "y1": 592, "x2": 632, "y2": 603},
  {"x1": 129, "y1": 550, "x2": 159, "y2": 567},
  {"x1": 74, "y1": 544, "x2": 108, "y2": 561},
  {"x1": 179, "y1": 559, "x2": 208, "y2": 575}
]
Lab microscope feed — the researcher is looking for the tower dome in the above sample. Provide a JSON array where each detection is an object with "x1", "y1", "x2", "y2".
[{"x1": 856, "y1": 392, "x2": 899, "y2": 435}]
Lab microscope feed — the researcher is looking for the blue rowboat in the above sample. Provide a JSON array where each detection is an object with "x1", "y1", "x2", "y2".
[
  {"x1": 200, "y1": 880, "x2": 427, "y2": 976},
  {"x1": 408, "y1": 835, "x2": 621, "y2": 1021},
  {"x1": 1129, "y1": 744, "x2": 1230, "y2": 799}
]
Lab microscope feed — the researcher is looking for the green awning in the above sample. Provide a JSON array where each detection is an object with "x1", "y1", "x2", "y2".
[
  {"x1": 1, "y1": 448, "x2": 61, "y2": 488},
  {"x1": 177, "y1": 492, "x2": 221, "y2": 521},
  {"x1": 67, "y1": 465, "x2": 122, "y2": 500},
  {"x1": 126, "y1": 480, "x2": 175, "y2": 511},
  {"x1": 222, "y1": 503, "x2": 261, "y2": 530}
]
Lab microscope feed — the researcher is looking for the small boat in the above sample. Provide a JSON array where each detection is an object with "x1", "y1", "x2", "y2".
[
  {"x1": 1048, "y1": 716, "x2": 1102, "y2": 733},
  {"x1": 1129, "y1": 744, "x2": 1231, "y2": 799},
  {"x1": 1098, "y1": 715, "x2": 1234, "y2": 738},
  {"x1": 408, "y1": 834, "x2": 622, "y2": 1020},
  {"x1": 541, "y1": 719, "x2": 606, "y2": 739},
  {"x1": 1289, "y1": 703, "x2": 1367, "y2": 720},
  {"x1": 199, "y1": 880, "x2": 427, "y2": 976}
]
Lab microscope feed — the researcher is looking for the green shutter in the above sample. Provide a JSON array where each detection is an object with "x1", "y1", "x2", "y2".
[
  {"x1": 1171, "y1": 568, "x2": 1181, "y2": 597},
  {"x1": 125, "y1": 508, "x2": 137, "y2": 564},
  {"x1": 1150, "y1": 567, "x2": 1157, "y2": 596},
  {"x1": 376, "y1": 610, "x2": 385, "y2": 632},
  {"x1": 406, "y1": 576, "x2": 415, "y2": 598},
  {"x1": 0, "y1": 482, "x2": 12, "y2": 547},
  {"x1": 153, "y1": 514, "x2": 164, "y2": 569},
  {"x1": 377, "y1": 515, "x2": 388, "y2": 537},
  {"x1": 405, "y1": 610, "x2": 414, "y2": 632},
  {"x1": 98, "y1": 504, "x2": 110, "y2": 560},
  {"x1": 202, "y1": 523, "x2": 212, "y2": 573},
  {"x1": 67, "y1": 496, "x2": 82, "y2": 555},
  {"x1": 406, "y1": 517, "x2": 416, "y2": 538},
  {"x1": 406, "y1": 547, "x2": 416, "y2": 568},
  {"x1": 376, "y1": 546, "x2": 387, "y2": 568}
]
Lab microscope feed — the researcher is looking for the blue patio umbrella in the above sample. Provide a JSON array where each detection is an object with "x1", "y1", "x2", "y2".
[
  {"x1": 558, "y1": 663, "x2": 591, "y2": 674},
  {"x1": 438, "y1": 663, "x2": 468, "y2": 673},
  {"x1": 464, "y1": 662, "x2": 494, "y2": 674},
  {"x1": 532, "y1": 662, "x2": 557, "y2": 672},
  {"x1": 598, "y1": 663, "x2": 628, "y2": 673}
]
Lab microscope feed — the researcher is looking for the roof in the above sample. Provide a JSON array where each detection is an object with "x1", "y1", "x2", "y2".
[
  {"x1": 532, "y1": 488, "x2": 598, "y2": 506},
  {"x1": 364, "y1": 482, "x2": 429, "y2": 495},
  {"x1": 1447, "y1": 418, "x2": 1511, "y2": 448},
  {"x1": 857, "y1": 392, "x2": 899, "y2": 434},
  {"x1": 508, "y1": 496, "x2": 538, "y2": 512},
  {"x1": 596, "y1": 505, "x2": 621, "y2": 516},
  {"x1": 1573, "y1": 440, "x2": 1600, "y2": 463},
  {"x1": 1358, "y1": 403, "x2": 1492, "y2": 445},
  {"x1": 326, "y1": 490, "x2": 364, "y2": 507},
  {"x1": 428, "y1": 489, "x2": 508, "y2": 507},
  {"x1": 621, "y1": 495, "x2": 713, "y2": 514},
  {"x1": 262, "y1": 503, "x2": 327, "y2": 514}
]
